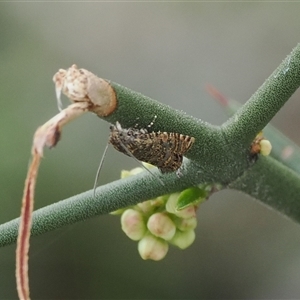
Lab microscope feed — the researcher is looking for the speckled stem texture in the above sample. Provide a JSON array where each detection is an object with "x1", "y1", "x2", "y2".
[
  {"x1": 222, "y1": 44, "x2": 300, "y2": 144},
  {"x1": 0, "y1": 161, "x2": 204, "y2": 247},
  {"x1": 1, "y1": 44, "x2": 300, "y2": 247},
  {"x1": 229, "y1": 156, "x2": 300, "y2": 220},
  {"x1": 217, "y1": 98, "x2": 300, "y2": 177}
]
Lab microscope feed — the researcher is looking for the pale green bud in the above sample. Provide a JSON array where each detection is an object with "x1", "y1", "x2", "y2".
[
  {"x1": 120, "y1": 170, "x2": 131, "y2": 179},
  {"x1": 138, "y1": 234, "x2": 169, "y2": 261},
  {"x1": 260, "y1": 139, "x2": 272, "y2": 156},
  {"x1": 174, "y1": 217, "x2": 197, "y2": 231},
  {"x1": 121, "y1": 209, "x2": 146, "y2": 241},
  {"x1": 136, "y1": 200, "x2": 154, "y2": 214},
  {"x1": 121, "y1": 167, "x2": 143, "y2": 179},
  {"x1": 147, "y1": 213, "x2": 176, "y2": 241},
  {"x1": 129, "y1": 167, "x2": 145, "y2": 175},
  {"x1": 110, "y1": 208, "x2": 126, "y2": 215},
  {"x1": 150, "y1": 195, "x2": 167, "y2": 207},
  {"x1": 170, "y1": 230, "x2": 196, "y2": 249},
  {"x1": 142, "y1": 162, "x2": 155, "y2": 169},
  {"x1": 166, "y1": 193, "x2": 180, "y2": 214},
  {"x1": 135, "y1": 195, "x2": 167, "y2": 214},
  {"x1": 174, "y1": 205, "x2": 196, "y2": 219}
]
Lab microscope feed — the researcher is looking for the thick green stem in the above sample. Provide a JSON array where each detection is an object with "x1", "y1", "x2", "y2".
[
  {"x1": 104, "y1": 82, "x2": 221, "y2": 162},
  {"x1": 263, "y1": 126, "x2": 300, "y2": 176},
  {"x1": 229, "y1": 156, "x2": 300, "y2": 223},
  {"x1": 0, "y1": 159, "x2": 207, "y2": 247},
  {"x1": 222, "y1": 43, "x2": 300, "y2": 145},
  {"x1": 213, "y1": 89, "x2": 300, "y2": 177}
]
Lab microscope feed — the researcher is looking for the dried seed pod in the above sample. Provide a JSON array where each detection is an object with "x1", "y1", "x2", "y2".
[
  {"x1": 53, "y1": 64, "x2": 117, "y2": 116},
  {"x1": 109, "y1": 122, "x2": 195, "y2": 173}
]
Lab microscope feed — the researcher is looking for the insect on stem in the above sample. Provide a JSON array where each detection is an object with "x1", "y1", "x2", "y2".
[
  {"x1": 117, "y1": 140, "x2": 165, "y2": 186},
  {"x1": 109, "y1": 122, "x2": 195, "y2": 174},
  {"x1": 93, "y1": 120, "x2": 196, "y2": 194},
  {"x1": 93, "y1": 137, "x2": 165, "y2": 198}
]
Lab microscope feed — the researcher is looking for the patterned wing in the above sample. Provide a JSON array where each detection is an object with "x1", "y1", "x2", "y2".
[{"x1": 109, "y1": 123, "x2": 195, "y2": 173}]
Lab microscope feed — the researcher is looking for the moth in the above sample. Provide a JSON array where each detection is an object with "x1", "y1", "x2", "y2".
[
  {"x1": 93, "y1": 120, "x2": 195, "y2": 193},
  {"x1": 110, "y1": 122, "x2": 195, "y2": 173}
]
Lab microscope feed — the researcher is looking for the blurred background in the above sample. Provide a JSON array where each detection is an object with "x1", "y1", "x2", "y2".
[{"x1": 1, "y1": 2, "x2": 300, "y2": 299}]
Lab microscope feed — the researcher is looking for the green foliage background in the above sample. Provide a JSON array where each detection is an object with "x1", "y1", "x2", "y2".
[{"x1": 1, "y1": 3, "x2": 300, "y2": 299}]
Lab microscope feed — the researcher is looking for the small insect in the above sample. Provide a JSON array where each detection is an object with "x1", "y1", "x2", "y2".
[
  {"x1": 93, "y1": 118, "x2": 195, "y2": 194},
  {"x1": 110, "y1": 122, "x2": 195, "y2": 173}
]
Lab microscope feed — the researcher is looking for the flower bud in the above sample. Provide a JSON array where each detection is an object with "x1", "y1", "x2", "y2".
[
  {"x1": 147, "y1": 213, "x2": 176, "y2": 241},
  {"x1": 120, "y1": 170, "x2": 131, "y2": 179},
  {"x1": 110, "y1": 208, "x2": 126, "y2": 215},
  {"x1": 121, "y1": 167, "x2": 143, "y2": 179},
  {"x1": 174, "y1": 205, "x2": 196, "y2": 219},
  {"x1": 259, "y1": 139, "x2": 272, "y2": 156},
  {"x1": 121, "y1": 209, "x2": 146, "y2": 241},
  {"x1": 133, "y1": 195, "x2": 166, "y2": 215},
  {"x1": 170, "y1": 230, "x2": 196, "y2": 249},
  {"x1": 142, "y1": 162, "x2": 155, "y2": 169},
  {"x1": 174, "y1": 217, "x2": 197, "y2": 231},
  {"x1": 136, "y1": 200, "x2": 154, "y2": 214},
  {"x1": 166, "y1": 193, "x2": 180, "y2": 214},
  {"x1": 138, "y1": 235, "x2": 169, "y2": 261}
]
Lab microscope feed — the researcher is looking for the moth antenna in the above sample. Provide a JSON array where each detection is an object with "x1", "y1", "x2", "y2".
[
  {"x1": 93, "y1": 142, "x2": 110, "y2": 197},
  {"x1": 118, "y1": 141, "x2": 165, "y2": 186}
]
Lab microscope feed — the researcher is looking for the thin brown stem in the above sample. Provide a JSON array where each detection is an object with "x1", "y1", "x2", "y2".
[{"x1": 16, "y1": 152, "x2": 41, "y2": 300}]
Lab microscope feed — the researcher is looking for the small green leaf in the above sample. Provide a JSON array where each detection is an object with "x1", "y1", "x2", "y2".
[{"x1": 176, "y1": 187, "x2": 207, "y2": 211}]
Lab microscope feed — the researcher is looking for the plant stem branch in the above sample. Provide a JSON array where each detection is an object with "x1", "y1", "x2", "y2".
[
  {"x1": 0, "y1": 159, "x2": 206, "y2": 248},
  {"x1": 222, "y1": 43, "x2": 300, "y2": 145},
  {"x1": 229, "y1": 156, "x2": 300, "y2": 223}
]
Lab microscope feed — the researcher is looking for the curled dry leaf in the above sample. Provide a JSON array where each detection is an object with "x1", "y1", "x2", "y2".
[{"x1": 16, "y1": 65, "x2": 117, "y2": 300}]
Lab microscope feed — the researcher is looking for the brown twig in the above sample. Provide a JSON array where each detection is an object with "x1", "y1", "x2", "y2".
[{"x1": 16, "y1": 152, "x2": 41, "y2": 300}]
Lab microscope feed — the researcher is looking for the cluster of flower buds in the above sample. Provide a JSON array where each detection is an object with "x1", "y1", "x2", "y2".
[{"x1": 111, "y1": 164, "x2": 212, "y2": 261}]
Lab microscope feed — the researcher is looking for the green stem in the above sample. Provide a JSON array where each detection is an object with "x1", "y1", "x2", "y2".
[
  {"x1": 0, "y1": 159, "x2": 206, "y2": 247},
  {"x1": 222, "y1": 43, "x2": 300, "y2": 145},
  {"x1": 213, "y1": 89, "x2": 300, "y2": 176},
  {"x1": 229, "y1": 156, "x2": 300, "y2": 223},
  {"x1": 104, "y1": 82, "x2": 221, "y2": 163},
  {"x1": 263, "y1": 126, "x2": 300, "y2": 176}
]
